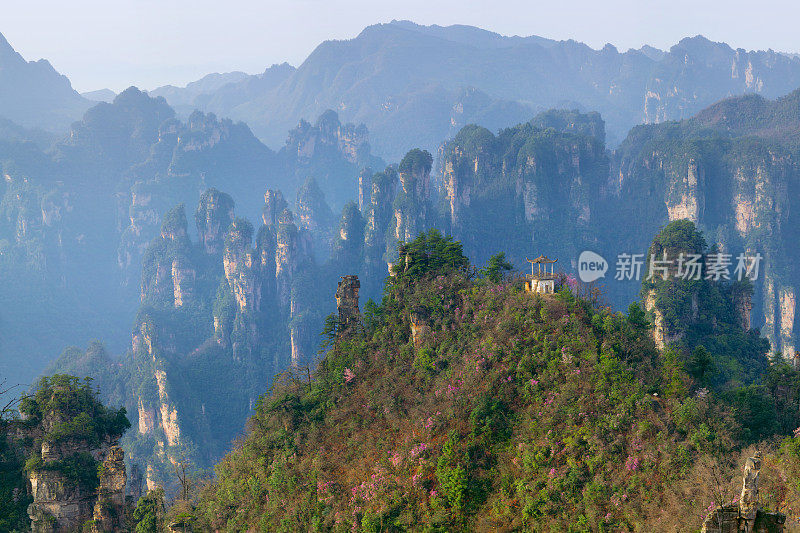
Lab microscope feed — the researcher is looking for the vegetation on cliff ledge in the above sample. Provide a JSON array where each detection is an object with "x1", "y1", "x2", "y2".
[{"x1": 1, "y1": 374, "x2": 130, "y2": 531}]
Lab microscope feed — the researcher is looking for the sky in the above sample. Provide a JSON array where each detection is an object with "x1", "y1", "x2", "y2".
[{"x1": 3, "y1": 0, "x2": 800, "y2": 93}]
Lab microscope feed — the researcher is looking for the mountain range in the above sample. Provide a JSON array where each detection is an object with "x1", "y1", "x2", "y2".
[
  {"x1": 4, "y1": 21, "x2": 800, "y2": 514},
  {"x1": 4, "y1": 21, "x2": 800, "y2": 162},
  {"x1": 0, "y1": 86, "x2": 378, "y2": 388},
  {"x1": 148, "y1": 20, "x2": 800, "y2": 160}
]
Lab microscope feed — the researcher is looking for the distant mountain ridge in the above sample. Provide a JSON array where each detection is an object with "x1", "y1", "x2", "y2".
[
  {"x1": 151, "y1": 21, "x2": 800, "y2": 160},
  {"x1": 0, "y1": 31, "x2": 90, "y2": 132},
  {"x1": 149, "y1": 71, "x2": 250, "y2": 111},
  {"x1": 82, "y1": 88, "x2": 117, "y2": 103}
]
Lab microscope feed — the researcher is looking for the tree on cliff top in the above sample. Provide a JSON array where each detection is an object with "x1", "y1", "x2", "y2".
[
  {"x1": 391, "y1": 229, "x2": 470, "y2": 282},
  {"x1": 20, "y1": 374, "x2": 130, "y2": 446},
  {"x1": 398, "y1": 148, "x2": 433, "y2": 176}
]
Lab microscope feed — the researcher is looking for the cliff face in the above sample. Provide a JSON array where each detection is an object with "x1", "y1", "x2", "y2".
[
  {"x1": 90, "y1": 445, "x2": 127, "y2": 533},
  {"x1": 393, "y1": 149, "x2": 434, "y2": 242},
  {"x1": 26, "y1": 438, "x2": 127, "y2": 533},
  {"x1": 438, "y1": 118, "x2": 608, "y2": 269},
  {"x1": 280, "y1": 110, "x2": 384, "y2": 210},
  {"x1": 195, "y1": 189, "x2": 235, "y2": 256},
  {"x1": 4, "y1": 375, "x2": 130, "y2": 532},
  {"x1": 611, "y1": 90, "x2": 800, "y2": 356},
  {"x1": 363, "y1": 167, "x2": 397, "y2": 266},
  {"x1": 126, "y1": 186, "x2": 322, "y2": 487},
  {"x1": 296, "y1": 177, "x2": 336, "y2": 260}
]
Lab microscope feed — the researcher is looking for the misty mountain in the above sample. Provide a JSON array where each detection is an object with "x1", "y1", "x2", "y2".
[
  {"x1": 0, "y1": 116, "x2": 56, "y2": 148},
  {"x1": 0, "y1": 87, "x2": 380, "y2": 387},
  {"x1": 0, "y1": 31, "x2": 90, "y2": 132},
  {"x1": 82, "y1": 88, "x2": 117, "y2": 103},
  {"x1": 149, "y1": 71, "x2": 250, "y2": 113},
  {"x1": 155, "y1": 21, "x2": 800, "y2": 161}
]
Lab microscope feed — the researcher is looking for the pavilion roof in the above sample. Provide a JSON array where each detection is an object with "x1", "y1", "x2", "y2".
[{"x1": 527, "y1": 255, "x2": 558, "y2": 264}]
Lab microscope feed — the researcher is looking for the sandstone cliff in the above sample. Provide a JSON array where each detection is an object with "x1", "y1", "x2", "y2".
[{"x1": 4, "y1": 375, "x2": 130, "y2": 532}]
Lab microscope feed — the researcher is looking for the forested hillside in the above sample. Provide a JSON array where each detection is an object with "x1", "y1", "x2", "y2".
[{"x1": 192, "y1": 228, "x2": 800, "y2": 531}]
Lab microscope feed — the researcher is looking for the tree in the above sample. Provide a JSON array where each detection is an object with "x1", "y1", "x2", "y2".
[
  {"x1": 133, "y1": 488, "x2": 166, "y2": 533},
  {"x1": 19, "y1": 374, "x2": 130, "y2": 444},
  {"x1": 480, "y1": 252, "x2": 513, "y2": 283},
  {"x1": 0, "y1": 378, "x2": 26, "y2": 421},
  {"x1": 320, "y1": 313, "x2": 339, "y2": 349},
  {"x1": 392, "y1": 229, "x2": 470, "y2": 281},
  {"x1": 627, "y1": 302, "x2": 650, "y2": 329},
  {"x1": 688, "y1": 345, "x2": 714, "y2": 385}
]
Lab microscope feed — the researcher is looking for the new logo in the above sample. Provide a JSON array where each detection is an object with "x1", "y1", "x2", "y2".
[{"x1": 578, "y1": 251, "x2": 607, "y2": 283}]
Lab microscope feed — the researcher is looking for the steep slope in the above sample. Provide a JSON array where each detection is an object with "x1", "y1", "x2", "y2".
[
  {"x1": 196, "y1": 229, "x2": 798, "y2": 531},
  {"x1": 162, "y1": 21, "x2": 800, "y2": 160},
  {"x1": 0, "y1": 32, "x2": 90, "y2": 132}
]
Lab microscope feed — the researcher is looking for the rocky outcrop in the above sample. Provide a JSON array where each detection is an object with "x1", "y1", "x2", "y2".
[
  {"x1": 27, "y1": 464, "x2": 94, "y2": 532},
  {"x1": 643, "y1": 289, "x2": 691, "y2": 351},
  {"x1": 701, "y1": 452, "x2": 785, "y2": 532},
  {"x1": 441, "y1": 145, "x2": 471, "y2": 228},
  {"x1": 195, "y1": 189, "x2": 235, "y2": 255},
  {"x1": 89, "y1": 445, "x2": 127, "y2": 532},
  {"x1": 393, "y1": 149, "x2": 433, "y2": 242},
  {"x1": 362, "y1": 167, "x2": 398, "y2": 270},
  {"x1": 137, "y1": 398, "x2": 157, "y2": 434},
  {"x1": 409, "y1": 309, "x2": 430, "y2": 348},
  {"x1": 140, "y1": 257, "x2": 172, "y2": 303},
  {"x1": 223, "y1": 218, "x2": 260, "y2": 313},
  {"x1": 262, "y1": 189, "x2": 288, "y2": 228},
  {"x1": 223, "y1": 218, "x2": 262, "y2": 360},
  {"x1": 336, "y1": 275, "x2": 360, "y2": 331},
  {"x1": 118, "y1": 184, "x2": 161, "y2": 282},
  {"x1": 275, "y1": 210, "x2": 310, "y2": 306},
  {"x1": 296, "y1": 177, "x2": 333, "y2": 233},
  {"x1": 733, "y1": 286, "x2": 753, "y2": 332},
  {"x1": 12, "y1": 376, "x2": 130, "y2": 533},
  {"x1": 290, "y1": 323, "x2": 304, "y2": 368},
  {"x1": 296, "y1": 177, "x2": 335, "y2": 259},
  {"x1": 171, "y1": 258, "x2": 195, "y2": 308},
  {"x1": 358, "y1": 167, "x2": 373, "y2": 211},
  {"x1": 154, "y1": 369, "x2": 181, "y2": 448},
  {"x1": 666, "y1": 159, "x2": 704, "y2": 223},
  {"x1": 140, "y1": 205, "x2": 193, "y2": 306}
]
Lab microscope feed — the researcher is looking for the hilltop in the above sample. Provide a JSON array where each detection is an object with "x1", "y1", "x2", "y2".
[{"x1": 192, "y1": 227, "x2": 800, "y2": 531}]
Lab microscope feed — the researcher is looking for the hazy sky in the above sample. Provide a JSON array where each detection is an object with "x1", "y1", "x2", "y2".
[{"x1": 3, "y1": 0, "x2": 800, "y2": 93}]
